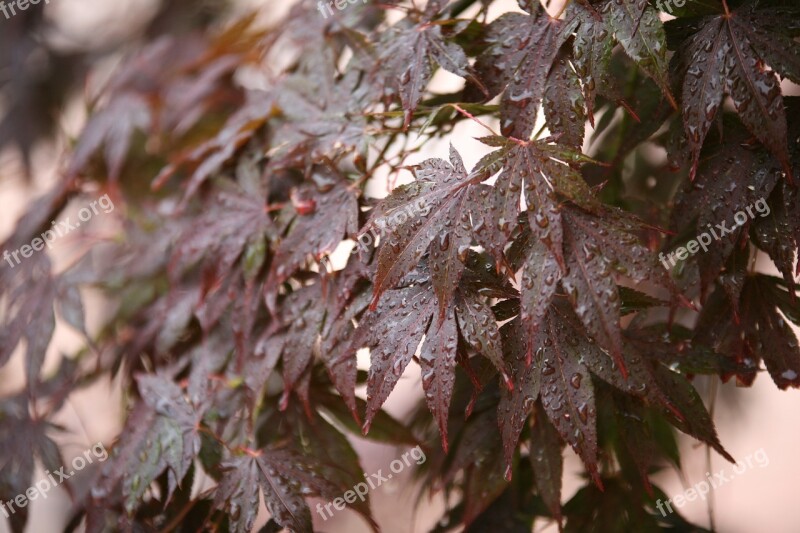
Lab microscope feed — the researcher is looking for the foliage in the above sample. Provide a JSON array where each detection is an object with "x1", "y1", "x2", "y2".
[{"x1": 1, "y1": 0, "x2": 799, "y2": 531}]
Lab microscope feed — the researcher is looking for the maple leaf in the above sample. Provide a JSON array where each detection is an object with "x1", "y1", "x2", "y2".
[
  {"x1": 529, "y1": 407, "x2": 565, "y2": 524},
  {"x1": 254, "y1": 452, "x2": 317, "y2": 533},
  {"x1": 669, "y1": 114, "x2": 783, "y2": 296},
  {"x1": 603, "y1": 0, "x2": 676, "y2": 109},
  {"x1": 667, "y1": 2, "x2": 799, "y2": 179},
  {"x1": 571, "y1": 2, "x2": 615, "y2": 123},
  {"x1": 265, "y1": 178, "x2": 358, "y2": 300},
  {"x1": 378, "y1": 2, "x2": 476, "y2": 128},
  {"x1": 0, "y1": 254, "x2": 56, "y2": 389},
  {"x1": 260, "y1": 266, "x2": 384, "y2": 419},
  {"x1": 0, "y1": 397, "x2": 62, "y2": 533},
  {"x1": 498, "y1": 311, "x2": 600, "y2": 486},
  {"x1": 70, "y1": 18, "x2": 265, "y2": 183},
  {"x1": 750, "y1": 97, "x2": 800, "y2": 288},
  {"x1": 651, "y1": 364, "x2": 734, "y2": 463},
  {"x1": 319, "y1": 280, "x2": 373, "y2": 421},
  {"x1": 89, "y1": 375, "x2": 206, "y2": 511},
  {"x1": 559, "y1": 204, "x2": 679, "y2": 374},
  {"x1": 474, "y1": 135, "x2": 597, "y2": 268},
  {"x1": 535, "y1": 308, "x2": 601, "y2": 485},
  {"x1": 255, "y1": 283, "x2": 325, "y2": 413},
  {"x1": 366, "y1": 140, "x2": 587, "y2": 314},
  {"x1": 347, "y1": 270, "x2": 509, "y2": 448},
  {"x1": 171, "y1": 179, "x2": 274, "y2": 281},
  {"x1": 215, "y1": 447, "x2": 348, "y2": 533},
  {"x1": 66, "y1": 94, "x2": 151, "y2": 182},
  {"x1": 216, "y1": 392, "x2": 380, "y2": 532},
  {"x1": 367, "y1": 145, "x2": 486, "y2": 313},
  {"x1": 753, "y1": 179, "x2": 800, "y2": 288},
  {"x1": 501, "y1": 300, "x2": 732, "y2": 480},
  {"x1": 62, "y1": 35, "x2": 201, "y2": 182},
  {"x1": 348, "y1": 281, "x2": 436, "y2": 431},
  {"x1": 256, "y1": 263, "x2": 372, "y2": 419},
  {"x1": 136, "y1": 375, "x2": 205, "y2": 498},
  {"x1": 213, "y1": 455, "x2": 262, "y2": 533},
  {"x1": 0, "y1": 184, "x2": 79, "y2": 388},
  {"x1": 543, "y1": 53, "x2": 587, "y2": 149},
  {"x1": 153, "y1": 92, "x2": 272, "y2": 204},
  {"x1": 91, "y1": 400, "x2": 196, "y2": 513},
  {"x1": 570, "y1": 0, "x2": 677, "y2": 122},
  {"x1": 473, "y1": 2, "x2": 579, "y2": 138},
  {"x1": 696, "y1": 275, "x2": 800, "y2": 390},
  {"x1": 561, "y1": 319, "x2": 733, "y2": 467},
  {"x1": 442, "y1": 400, "x2": 508, "y2": 526},
  {"x1": 270, "y1": 44, "x2": 373, "y2": 166}
]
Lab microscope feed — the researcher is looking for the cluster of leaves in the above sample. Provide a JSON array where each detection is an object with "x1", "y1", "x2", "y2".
[
  {"x1": 1, "y1": 0, "x2": 799, "y2": 531},
  {"x1": 0, "y1": 0, "x2": 236, "y2": 176}
]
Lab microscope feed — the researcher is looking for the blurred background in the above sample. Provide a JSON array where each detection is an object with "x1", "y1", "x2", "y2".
[{"x1": 1, "y1": 0, "x2": 799, "y2": 531}]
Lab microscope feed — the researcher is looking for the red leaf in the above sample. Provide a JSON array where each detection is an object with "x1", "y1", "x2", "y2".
[
  {"x1": 474, "y1": 5, "x2": 579, "y2": 138},
  {"x1": 498, "y1": 318, "x2": 542, "y2": 469},
  {"x1": 530, "y1": 408, "x2": 565, "y2": 524},
  {"x1": 379, "y1": 13, "x2": 473, "y2": 128},
  {"x1": 670, "y1": 4, "x2": 794, "y2": 179},
  {"x1": 544, "y1": 54, "x2": 587, "y2": 150},
  {"x1": 540, "y1": 308, "x2": 601, "y2": 486},
  {"x1": 350, "y1": 284, "x2": 436, "y2": 431},
  {"x1": 266, "y1": 180, "x2": 358, "y2": 308},
  {"x1": 456, "y1": 292, "x2": 510, "y2": 386},
  {"x1": 420, "y1": 305, "x2": 459, "y2": 451},
  {"x1": 520, "y1": 239, "x2": 562, "y2": 354}
]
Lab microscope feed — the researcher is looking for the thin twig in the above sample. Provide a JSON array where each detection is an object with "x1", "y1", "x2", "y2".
[{"x1": 448, "y1": 103, "x2": 499, "y2": 136}]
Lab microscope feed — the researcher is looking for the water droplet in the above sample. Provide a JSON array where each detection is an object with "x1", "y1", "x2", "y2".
[{"x1": 577, "y1": 403, "x2": 588, "y2": 423}]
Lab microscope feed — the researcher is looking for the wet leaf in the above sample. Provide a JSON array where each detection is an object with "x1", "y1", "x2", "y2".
[
  {"x1": 530, "y1": 409, "x2": 564, "y2": 523},
  {"x1": 473, "y1": 4, "x2": 579, "y2": 138},
  {"x1": 667, "y1": 3, "x2": 797, "y2": 178}
]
